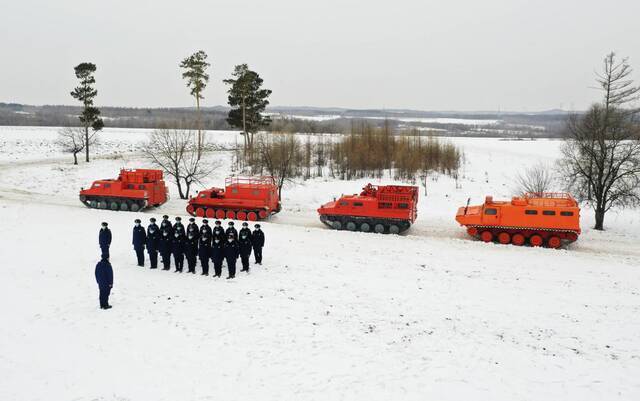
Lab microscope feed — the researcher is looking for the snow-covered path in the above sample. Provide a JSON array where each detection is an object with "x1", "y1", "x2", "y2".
[{"x1": 1, "y1": 127, "x2": 639, "y2": 400}]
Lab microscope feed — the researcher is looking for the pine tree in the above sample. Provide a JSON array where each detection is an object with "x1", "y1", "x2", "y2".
[
  {"x1": 70, "y1": 63, "x2": 103, "y2": 162},
  {"x1": 180, "y1": 50, "x2": 210, "y2": 157},
  {"x1": 224, "y1": 64, "x2": 272, "y2": 151}
]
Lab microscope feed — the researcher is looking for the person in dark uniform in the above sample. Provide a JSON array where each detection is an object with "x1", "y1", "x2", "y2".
[
  {"x1": 172, "y1": 230, "x2": 185, "y2": 272},
  {"x1": 95, "y1": 255, "x2": 113, "y2": 309},
  {"x1": 146, "y1": 218, "x2": 160, "y2": 269},
  {"x1": 132, "y1": 219, "x2": 146, "y2": 266},
  {"x1": 99, "y1": 222, "x2": 112, "y2": 259},
  {"x1": 160, "y1": 215, "x2": 173, "y2": 234},
  {"x1": 187, "y1": 217, "x2": 199, "y2": 239},
  {"x1": 198, "y1": 229, "x2": 211, "y2": 275},
  {"x1": 200, "y1": 219, "x2": 213, "y2": 239},
  {"x1": 185, "y1": 230, "x2": 198, "y2": 273},
  {"x1": 212, "y1": 220, "x2": 224, "y2": 240},
  {"x1": 224, "y1": 234, "x2": 240, "y2": 279},
  {"x1": 252, "y1": 224, "x2": 265, "y2": 265},
  {"x1": 174, "y1": 216, "x2": 186, "y2": 236},
  {"x1": 211, "y1": 233, "x2": 225, "y2": 277},
  {"x1": 225, "y1": 221, "x2": 238, "y2": 239},
  {"x1": 159, "y1": 228, "x2": 172, "y2": 270},
  {"x1": 238, "y1": 222, "x2": 253, "y2": 272}
]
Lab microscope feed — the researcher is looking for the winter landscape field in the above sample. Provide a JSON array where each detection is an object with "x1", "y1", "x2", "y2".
[{"x1": 0, "y1": 126, "x2": 639, "y2": 401}]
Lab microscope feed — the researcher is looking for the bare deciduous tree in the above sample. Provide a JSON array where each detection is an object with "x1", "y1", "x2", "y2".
[
  {"x1": 145, "y1": 128, "x2": 220, "y2": 199},
  {"x1": 514, "y1": 163, "x2": 555, "y2": 196},
  {"x1": 559, "y1": 52, "x2": 640, "y2": 230},
  {"x1": 254, "y1": 133, "x2": 300, "y2": 199},
  {"x1": 56, "y1": 126, "x2": 97, "y2": 165}
]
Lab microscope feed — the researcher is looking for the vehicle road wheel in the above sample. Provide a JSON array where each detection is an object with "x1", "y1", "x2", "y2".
[
  {"x1": 332, "y1": 220, "x2": 342, "y2": 230},
  {"x1": 247, "y1": 212, "x2": 258, "y2": 221},
  {"x1": 186, "y1": 204, "x2": 194, "y2": 215},
  {"x1": 346, "y1": 221, "x2": 357, "y2": 231},
  {"x1": 360, "y1": 222, "x2": 370, "y2": 232},
  {"x1": 89, "y1": 200, "x2": 98, "y2": 208},
  {"x1": 215, "y1": 209, "x2": 225, "y2": 219},
  {"x1": 497, "y1": 232, "x2": 510, "y2": 245},
  {"x1": 258, "y1": 210, "x2": 268, "y2": 219},
  {"x1": 196, "y1": 207, "x2": 205, "y2": 217},
  {"x1": 205, "y1": 209, "x2": 215, "y2": 218},
  {"x1": 226, "y1": 210, "x2": 236, "y2": 220},
  {"x1": 130, "y1": 202, "x2": 140, "y2": 212},
  {"x1": 512, "y1": 233, "x2": 525, "y2": 246},
  {"x1": 480, "y1": 231, "x2": 493, "y2": 242},
  {"x1": 389, "y1": 224, "x2": 400, "y2": 234},
  {"x1": 374, "y1": 224, "x2": 385, "y2": 234},
  {"x1": 547, "y1": 236, "x2": 562, "y2": 249},
  {"x1": 120, "y1": 202, "x2": 129, "y2": 211},
  {"x1": 98, "y1": 201, "x2": 107, "y2": 209},
  {"x1": 529, "y1": 234, "x2": 543, "y2": 247},
  {"x1": 237, "y1": 211, "x2": 247, "y2": 221},
  {"x1": 467, "y1": 227, "x2": 478, "y2": 237},
  {"x1": 110, "y1": 201, "x2": 119, "y2": 211}
]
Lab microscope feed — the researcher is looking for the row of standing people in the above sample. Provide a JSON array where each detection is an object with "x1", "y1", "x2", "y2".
[{"x1": 132, "y1": 215, "x2": 266, "y2": 279}]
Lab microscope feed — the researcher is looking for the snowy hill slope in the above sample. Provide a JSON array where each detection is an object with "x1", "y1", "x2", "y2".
[{"x1": 0, "y1": 127, "x2": 639, "y2": 400}]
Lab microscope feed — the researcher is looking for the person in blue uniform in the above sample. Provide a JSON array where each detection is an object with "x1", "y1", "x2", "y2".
[
  {"x1": 200, "y1": 219, "x2": 213, "y2": 239},
  {"x1": 160, "y1": 215, "x2": 173, "y2": 234},
  {"x1": 198, "y1": 229, "x2": 211, "y2": 275},
  {"x1": 95, "y1": 255, "x2": 113, "y2": 309},
  {"x1": 185, "y1": 230, "x2": 198, "y2": 273},
  {"x1": 211, "y1": 234, "x2": 225, "y2": 277},
  {"x1": 225, "y1": 221, "x2": 238, "y2": 239},
  {"x1": 172, "y1": 230, "x2": 185, "y2": 272},
  {"x1": 187, "y1": 217, "x2": 199, "y2": 239},
  {"x1": 212, "y1": 220, "x2": 224, "y2": 240},
  {"x1": 99, "y1": 222, "x2": 112, "y2": 259},
  {"x1": 132, "y1": 218, "x2": 146, "y2": 266},
  {"x1": 238, "y1": 222, "x2": 253, "y2": 272},
  {"x1": 174, "y1": 216, "x2": 186, "y2": 236},
  {"x1": 252, "y1": 224, "x2": 265, "y2": 265},
  {"x1": 159, "y1": 228, "x2": 172, "y2": 270},
  {"x1": 224, "y1": 234, "x2": 239, "y2": 279},
  {"x1": 146, "y1": 217, "x2": 160, "y2": 269}
]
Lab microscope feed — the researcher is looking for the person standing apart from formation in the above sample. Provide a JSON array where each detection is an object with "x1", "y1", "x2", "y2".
[
  {"x1": 95, "y1": 255, "x2": 113, "y2": 309},
  {"x1": 132, "y1": 218, "x2": 146, "y2": 267},
  {"x1": 198, "y1": 228, "x2": 211, "y2": 276},
  {"x1": 172, "y1": 230, "x2": 186, "y2": 272},
  {"x1": 224, "y1": 234, "x2": 239, "y2": 279},
  {"x1": 238, "y1": 222, "x2": 253, "y2": 272},
  {"x1": 99, "y1": 222, "x2": 112, "y2": 259},
  {"x1": 159, "y1": 228, "x2": 172, "y2": 270},
  {"x1": 252, "y1": 224, "x2": 265, "y2": 265},
  {"x1": 146, "y1": 217, "x2": 160, "y2": 269},
  {"x1": 211, "y1": 232, "x2": 225, "y2": 278},
  {"x1": 185, "y1": 230, "x2": 198, "y2": 274}
]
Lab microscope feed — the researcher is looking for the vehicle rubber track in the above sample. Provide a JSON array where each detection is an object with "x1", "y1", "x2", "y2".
[
  {"x1": 186, "y1": 205, "x2": 275, "y2": 221},
  {"x1": 465, "y1": 224, "x2": 579, "y2": 248},
  {"x1": 319, "y1": 214, "x2": 412, "y2": 234},
  {"x1": 79, "y1": 195, "x2": 148, "y2": 212}
]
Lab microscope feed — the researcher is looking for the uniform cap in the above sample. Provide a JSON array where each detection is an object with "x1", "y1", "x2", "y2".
[
  {"x1": 101, "y1": 222, "x2": 108, "y2": 227},
  {"x1": 189, "y1": 217, "x2": 195, "y2": 222},
  {"x1": 215, "y1": 220, "x2": 221, "y2": 225},
  {"x1": 254, "y1": 224, "x2": 261, "y2": 228},
  {"x1": 228, "y1": 222, "x2": 234, "y2": 226},
  {"x1": 175, "y1": 216, "x2": 182, "y2": 221},
  {"x1": 150, "y1": 217, "x2": 156, "y2": 222},
  {"x1": 202, "y1": 219, "x2": 209, "y2": 223},
  {"x1": 162, "y1": 215, "x2": 169, "y2": 219},
  {"x1": 242, "y1": 222, "x2": 248, "y2": 226},
  {"x1": 134, "y1": 219, "x2": 141, "y2": 223}
]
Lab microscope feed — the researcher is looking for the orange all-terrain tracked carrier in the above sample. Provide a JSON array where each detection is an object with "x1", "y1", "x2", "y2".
[
  {"x1": 79, "y1": 169, "x2": 169, "y2": 211},
  {"x1": 318, "y1": 183, "x2": 419, "y2": 234},
  {"x1": 455, "y1": 192, "x2": 581, "y2": 248},
  {"x1": 186, "y1": 176, "x2": 281, "y2": 221}
]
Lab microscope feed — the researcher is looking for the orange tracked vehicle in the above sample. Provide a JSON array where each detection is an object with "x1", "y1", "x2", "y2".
[
  {"x1": 317, "y1": 183, "x2": 419, "y2": 234},
  {"x1": 79, "y1": 169, "x2": 169, "y2": 211},
  {"x1": 186, "y1": 176, "x2": 281, "y2": 221},
  {"x1": 455, "y1": 192, "x2": 581, "y2": 248}
]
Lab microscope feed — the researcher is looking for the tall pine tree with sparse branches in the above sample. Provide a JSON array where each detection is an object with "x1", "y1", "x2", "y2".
[
  {"x1": 224, "y1": 64, "x2": 272, "y2": 151},
  {"x1": 70, "y1": 62, "x2": 103, "y2": 162},
  {"x1": 180, "y1": 50, "x2": 210, "y2": 157}
]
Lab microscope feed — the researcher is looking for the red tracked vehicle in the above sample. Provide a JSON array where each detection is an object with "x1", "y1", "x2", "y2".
[
  {"x1": 455, "y1": 192, "x2": 581, "y2": 248},
  {"x1": 79, "y1": 169, "x2": 169, "y2": 211},
  {"x1": 317, "y1": 183, "x2": 419, "y2": 234},
  {"x1": 186, "y1": 176, "x2": 281, "y2": 221}
]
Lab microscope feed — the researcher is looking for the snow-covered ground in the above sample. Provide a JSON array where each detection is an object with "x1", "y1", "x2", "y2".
[{"x1": 0, "y1": 127, "x2": 639, "y2": 401}]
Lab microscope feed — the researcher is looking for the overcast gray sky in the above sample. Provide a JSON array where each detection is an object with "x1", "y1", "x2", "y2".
[{"x1": 1, "y1": 0, "x2": 639, "y2": 111}]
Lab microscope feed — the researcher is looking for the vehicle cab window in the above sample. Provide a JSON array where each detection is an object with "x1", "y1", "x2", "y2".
[{"x1": 484, "y1": 208, "x2": 497, "y2": 215}]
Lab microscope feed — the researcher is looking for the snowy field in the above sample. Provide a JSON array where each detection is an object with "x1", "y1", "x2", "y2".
[{"x1": 0, "y1": 126, "x2": 639, "y2": 401}]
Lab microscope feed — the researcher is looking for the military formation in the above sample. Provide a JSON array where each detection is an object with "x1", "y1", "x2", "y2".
[
  {"x1": 94, "y1": 216, "x2": 267, "y2": 309},
  {"x1": 137, "y1": 215, "x2": 266, "y2": 278}
]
